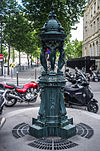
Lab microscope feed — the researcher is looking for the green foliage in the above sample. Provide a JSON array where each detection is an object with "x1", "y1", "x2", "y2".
[
  {"x1": 1, "y1": 0, "x2": 86, "y2": 64},
  {"x1": 64, "y1": 39, "x2": 82, "y2": 59},
  {"x1": 22, "y1": 0, "x2": 86, "y2": 35},
  {"x1": 10, "y1": 49, "x2": 17, "y2": 62},
  {"x1": 23, "y1": 30, "x2": 40, "y2": 57},
  {"x1": 4, "y1": 8, "x2": 40, "y2": 58},
  {"x1": 4, "y1": 14, "x2": 30, "y2": 50}
]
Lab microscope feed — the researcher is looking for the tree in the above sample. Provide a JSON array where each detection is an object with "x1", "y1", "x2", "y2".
[
  {"x1": 4, "y1": 12, "x2": 40, "y2": 65},
  {"x1": 4, "y1": 13, "x2": 30, "y2": 63},
  {"x1": 1, "y1": 0, "x2": 20, "y2": 75},
  {"x1": 23, "y1": 31, "x2": 40, "y2": 66},
  {"x1": 1, "y1": 0, "x2": 41, "y2": 69},
  {"x1": 22, "y1": 0, "x2": 86, "y2": 35},
  {"x1": 64, "y1": 39, "x2": 82, "y2": 59},
  {"x1": 2, "y1": 46, "x2": 8, "y2": 63},
  {"x1": 0, "y1": 0, "x2": 8, "y2": 15}
]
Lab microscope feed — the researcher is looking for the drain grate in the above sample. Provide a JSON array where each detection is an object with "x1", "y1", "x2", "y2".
[
  {"x1": 12, "y1": 123, "x2": 29, "y2": 139},
  {"x1": 12, "y1": 122, "x2": 94, "y2": 150},
  {"x1": 76, "y1": 123, "x2": 94, "y2": 139},
  {"x1": 12, "y1": 122, "x2": 94, "y2": 139},
  {"x1": 28, "y1": 138, "x2": 78, "y2": 150}
]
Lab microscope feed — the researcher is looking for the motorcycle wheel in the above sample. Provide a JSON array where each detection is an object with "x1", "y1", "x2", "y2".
[
  {"x1": 87, "y1": 102, "x2": 99, "y2": 113},
  {"x1": 4, "y1": 91, "x2": 17, "y2": 107},
  {"x1": 5, "y1": 98, "x2": 17, "y2": 107}
]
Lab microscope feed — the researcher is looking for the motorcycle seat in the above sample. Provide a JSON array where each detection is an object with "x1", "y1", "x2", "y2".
[
  {"x1": 16, "y1": 86, "x2": 23, "y2": 89},
  {"x1": 64, "y1": 86, "x2": 83, "y2": 92},
  {"x1": 6, "y1": 83, "x2": 16, "y2": 88},
  {"x1": 6, "y1": 83, "x2": 24, "y2": 89}
]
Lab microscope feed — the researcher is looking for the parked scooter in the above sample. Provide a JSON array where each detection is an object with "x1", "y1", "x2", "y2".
[
  {"x1": 64, "y1": 68, "x2": 99, "y2": 113},
  {"x1": 1, "y1": 81, "x2": 39, "y2": 107},
  {"x1": 0, "y1": 84, "x2": 6, "y2": 129}
]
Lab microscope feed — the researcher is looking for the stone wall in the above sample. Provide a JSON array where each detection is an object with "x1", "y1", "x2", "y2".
[
  {"x1": 82, "y1": 0, "x2": 100, "y2": 70},
  {"x1": 83, "y1": 0, "x2": 100, "y2": 57}
]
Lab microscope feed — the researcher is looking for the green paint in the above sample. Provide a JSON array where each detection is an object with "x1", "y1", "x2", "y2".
[{"x1": 29, "y1": 3, "x2": 76, "y2": 139}]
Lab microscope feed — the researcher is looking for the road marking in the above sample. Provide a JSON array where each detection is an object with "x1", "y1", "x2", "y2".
[
  {"x1": 4, "y1": 107, "x2": 100, "y2": 120},
  {"x1": 68, "y1": 108, "x2": 100, "y2": 120},
  {"x1": 4, "y1": 108, "x2": 38, "y2": 118},
  {"x1": 93, "y1": 92, "x2": 100, "y2": 94},
  {"x1": 83, "y1": 111, "x2": 100, "y2": 120}
]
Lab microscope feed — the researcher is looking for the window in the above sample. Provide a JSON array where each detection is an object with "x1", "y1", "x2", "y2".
[
  {"x1": 94, "y1": 2, "x2": 96, "y2": 13},
  {"x1": 93, "y1": 43, "x2": 95, "y2": 56},
  {"x1": 98, "y1": 0, "x2": 100, "y2": 9},
  {"x1": 96, "y1": 42, "x2": 98, "y2": 56},
  {"x1": 91, "y1": 24, "x2": 92, "y2": 35},
  {"x1": 84, "y1": 47, "x2": 86, "y2": 56},
  {"x1": 97, "y1": 17, "x2": 99, "y2": 29},
  {"x1": 94, "y1": 21, "x2": 96, "y2": 32},
  {"x1": 90, "y1": 45, "x2": 92, "y2": 56},
  {"x1": 91, "y1": 6, "x2": 93, "y2": 17}
]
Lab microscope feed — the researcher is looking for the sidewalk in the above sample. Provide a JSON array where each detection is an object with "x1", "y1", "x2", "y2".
[
  {"x1": 0, "y1": 107, "x2": 100, "y2": 151},
  {"x1": 0, "y1": 66, "x2": 41, "y2": 85}
]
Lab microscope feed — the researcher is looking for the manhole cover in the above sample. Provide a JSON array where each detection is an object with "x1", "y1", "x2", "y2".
[{"x1": 12, "y1": 122, "x2": 94, "y2": 150}]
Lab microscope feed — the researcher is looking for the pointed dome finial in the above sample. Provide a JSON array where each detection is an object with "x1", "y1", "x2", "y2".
[
  {"x1": 51, "y1": 1, "x2": 54, "y2": 11},
  {"x1": 49, "y1": 1, "x2": 56, "y2": 18}
]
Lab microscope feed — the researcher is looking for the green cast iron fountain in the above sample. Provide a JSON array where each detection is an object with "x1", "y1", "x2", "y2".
[{"x1": 29, "y1": 4, "x2": 76, "y2": 139}]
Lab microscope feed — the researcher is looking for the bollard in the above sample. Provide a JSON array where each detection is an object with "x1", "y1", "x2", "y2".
[
  {"x1": 35, "y1": 68, "x2": 37, "y2": 80},
  {"x1": 11, "y1": 68, "x2": 13, "y2": 78},
  {"x1": 16, "y1": 71, "x2": 19, "y2": 86}
]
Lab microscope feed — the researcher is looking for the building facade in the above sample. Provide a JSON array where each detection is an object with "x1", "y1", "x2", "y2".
[{"x1": 82, "y1": 0, "x2": 100, "y2": 70}]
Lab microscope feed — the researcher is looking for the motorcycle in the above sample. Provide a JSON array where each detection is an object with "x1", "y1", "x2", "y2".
[
  {"x1": 1, "y1": 81, "x2": 39, "y2": 107},
  {"x1": 0, "y1": 84, "x2": 6, "y2": 129},
  {"x1": 65, "y1": 68, "x2": 77, "y2": 84},
  {"x1": 64, "y1": 68, "x2": 99, "y2": 113},
  {"x1": 88, "y1": 70, "x2": 98, "y2": 82}
]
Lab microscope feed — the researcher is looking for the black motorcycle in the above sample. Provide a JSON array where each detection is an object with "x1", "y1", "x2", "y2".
[{"x1": 64, "y1": 68, "x2": 99, "y2": 113}]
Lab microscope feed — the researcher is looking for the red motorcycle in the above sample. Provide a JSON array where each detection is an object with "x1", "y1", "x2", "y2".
[{"x1": 1, "y1": 81, "x2": 39, "y2": 107}]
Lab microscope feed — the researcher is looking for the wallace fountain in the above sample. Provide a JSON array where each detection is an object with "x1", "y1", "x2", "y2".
[{"x1": 29, "y1": 4, "x2": 76, "y2": 139}]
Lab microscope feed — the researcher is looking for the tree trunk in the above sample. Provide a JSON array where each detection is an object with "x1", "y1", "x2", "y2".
[
  {"x1": 8, "y1": 44, "x2": 10, "y2": 75},
  {"x1": 19, "y1": 51, "x2": 21, "y2": 66},
  {"x1": 30, "y1": 55, "x2": 32, "y2": 67},
  {"x1": 27, "y1": 54, "x2": 29, "y2": 66},
  {"x1": 12, "y1": 49, "x2": 15, "y2": 62}
]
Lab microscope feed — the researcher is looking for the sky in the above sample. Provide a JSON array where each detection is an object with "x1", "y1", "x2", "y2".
[
  {"x1": 71, "y1": 17, "x2": 83, "y2": 41},
  {"x1": 17, "y1": 0, "x2": 83, "y2": 41}
]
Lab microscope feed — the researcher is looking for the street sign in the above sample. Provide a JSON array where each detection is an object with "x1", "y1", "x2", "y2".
[{"x1": 0, "y1": 54, "x2": 4, "y2": 61}]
